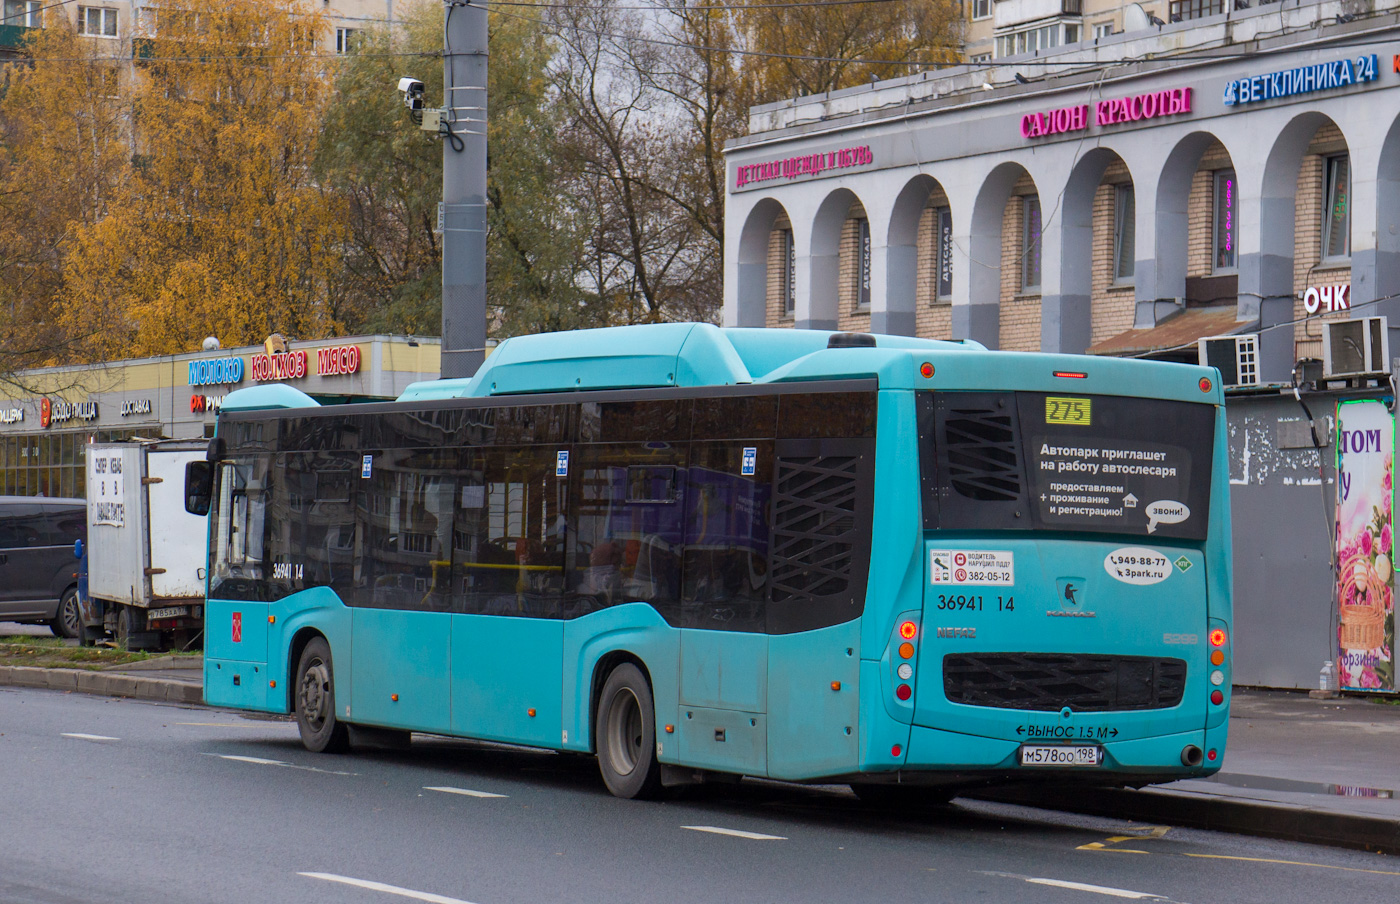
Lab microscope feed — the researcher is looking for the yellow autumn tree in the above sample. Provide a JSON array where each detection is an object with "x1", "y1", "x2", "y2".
[
  {"x1": 730, "y1": 0, "x2": 964, "y2": 104},
  {"x1": 59, "y1": 0, "x2": 346, "y2": 360},
  {"x1": 0, "y1": 13, "x2": 130, "y2": 376}
]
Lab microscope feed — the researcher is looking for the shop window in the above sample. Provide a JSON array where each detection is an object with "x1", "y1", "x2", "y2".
[
  {"x1": 1114, "y1": 184, "x2": 1136, "y2": 282},
  {"x1": 934, "y1": 207, "x2": 954, "y2": 302},
  {"x1": 1322, "y1": 154, "x2": 1350, "y2": 261},
  {"x1": 781, "y1": 228, "x2": 796, "y2": 317},
  {"x1": 855, "y1": 218, "x2": 871, "y2": 312},
  {"x1": 77, "y1": 6, "x2": 118, "y2": 37},
  {"x1": 1022, "y1": 195, "x2": 1042, "y2": 293},
  {"x1": 1213, "y1": 169, "x2": 1236, "y2": 272}
]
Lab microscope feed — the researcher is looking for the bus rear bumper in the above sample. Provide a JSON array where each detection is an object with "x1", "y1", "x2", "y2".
[{"x1": 882, "y1": 723, "x2": 1223, "y2": 786}]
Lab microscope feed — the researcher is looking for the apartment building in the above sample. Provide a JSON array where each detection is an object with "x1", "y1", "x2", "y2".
[
  {"x1": 0, "y1": 0, "x2": 397, "y2": 60},
  {"x1": 726, "y1": 0, "x2": 1400, "y2": 385}
]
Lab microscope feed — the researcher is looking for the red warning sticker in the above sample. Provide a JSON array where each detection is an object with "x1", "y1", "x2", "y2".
[{"x1": 232, "y1": 612, "x2": 242, "y2": 643}]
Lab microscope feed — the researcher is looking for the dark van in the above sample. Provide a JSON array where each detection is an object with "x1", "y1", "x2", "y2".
[{"x1": 0, "y1": 497, "x2": 86, "y2": 638}]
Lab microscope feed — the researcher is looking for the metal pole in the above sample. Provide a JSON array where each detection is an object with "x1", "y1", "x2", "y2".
[{"x1": 440, "y1": 0, "x2": 487, "y2": 379}]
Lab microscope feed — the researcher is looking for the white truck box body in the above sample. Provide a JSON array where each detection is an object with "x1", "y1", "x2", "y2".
[{"x1": 87, "y1": 442, "x2": 207, "y2": 607}]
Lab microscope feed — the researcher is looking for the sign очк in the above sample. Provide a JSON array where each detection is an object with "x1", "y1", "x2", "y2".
[{"x1": 1304, "y1": 284, "x2": 1350, "y2": 315}]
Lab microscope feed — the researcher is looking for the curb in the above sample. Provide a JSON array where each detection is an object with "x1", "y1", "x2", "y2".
[
  {"x1": 0, "y1": 666, "x2": 203, "y2": 705},
  {"x1": 969, "y1": 785, "x2": 1400, "y2": 855}
]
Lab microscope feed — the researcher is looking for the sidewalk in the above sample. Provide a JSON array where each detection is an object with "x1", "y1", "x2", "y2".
[
  {"x1": 1, "y1": 659, "x2": 1397, "y2": 852},
  {"x1": 973, "y1": 688, "x2": 1400, "y2": 853},
  {"x1": 0, "y1": 654, "x2": 203, "y2": 705}
]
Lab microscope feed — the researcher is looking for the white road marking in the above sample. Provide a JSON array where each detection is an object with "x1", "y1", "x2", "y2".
[
  {"x1": 982, "y1": 872, "x2": 1181, "y2": 901},
  {"x1": 219, "y1": 754, "x2": 286, "y2": 765},
  {"x1": 299, "y1": 872, "x2": 478, "y2": 904},
  {"x1": 61, "y1": 733, "x2": 119, "y2": 742},
  {"x1": 681, "y1": 825, "x2": 787, "y2": 841},
  {"x1": 1025, "y1": 878, "x2": 1167, "y2": 899},
  {"x1": 205, "y1": 753, "x2": 358, "y2": 776},
  {"x1": 424, "y1": 785, "x2": 508, "y2": 799}
]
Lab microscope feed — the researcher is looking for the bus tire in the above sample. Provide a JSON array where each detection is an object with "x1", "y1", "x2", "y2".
[
  {"x1": 296, "y1": 637, "x2": 350, "y2": 754},
  {"x1": 595, "y1": 663, "x2": 663, "y2": 800}
]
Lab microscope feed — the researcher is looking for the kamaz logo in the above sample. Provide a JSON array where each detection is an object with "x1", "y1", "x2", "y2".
[{"x1": 936, "y1": 627, "x2": 976, "y2": 639}]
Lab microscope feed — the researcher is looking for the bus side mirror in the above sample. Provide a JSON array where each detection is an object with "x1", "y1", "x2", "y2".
[
  {"x1": 185, "y1": 461, "x2": 213, "y2": 516},
  {"x1": 73, "y1": 539, "x2": 83, "y2": 560}
]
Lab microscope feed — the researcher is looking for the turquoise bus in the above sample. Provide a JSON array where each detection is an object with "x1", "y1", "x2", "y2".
[{"x1": 185, "y1": 323, "x2": 1231, "y2": 801}]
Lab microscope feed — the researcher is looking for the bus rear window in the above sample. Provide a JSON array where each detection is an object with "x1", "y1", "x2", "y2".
[{"x1": 917, "y1": 391, "x2": 1214, "y2": 541}]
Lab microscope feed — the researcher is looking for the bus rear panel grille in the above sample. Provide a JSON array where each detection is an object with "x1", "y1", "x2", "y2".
[{"x1": 942, "y1": 653, "x2": 1187, "y2": 712}]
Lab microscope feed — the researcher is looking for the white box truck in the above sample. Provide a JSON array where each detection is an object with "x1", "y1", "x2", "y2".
[{"x1": 85, "y1": 440, "x2": 208, "y2": 650}]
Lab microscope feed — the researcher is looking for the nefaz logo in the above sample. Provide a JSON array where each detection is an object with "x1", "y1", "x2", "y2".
[{"x1": 936, "y1": 627, "x2": 976, "y2": 639}]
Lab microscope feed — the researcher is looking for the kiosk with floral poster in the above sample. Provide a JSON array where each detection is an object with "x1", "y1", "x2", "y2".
[{"x1": 1335, "y1": 399, "x2": 1396, "y2": 691}]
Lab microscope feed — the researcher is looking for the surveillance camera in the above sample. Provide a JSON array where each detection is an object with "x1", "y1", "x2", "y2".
[{"x1": 398, "y1": 76, "x2": 423, "y2": 95}]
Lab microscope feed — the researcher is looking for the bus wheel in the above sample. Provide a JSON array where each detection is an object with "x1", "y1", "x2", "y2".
[
  {"x1": 296, "y1": 637, "x2": 350, "y2": 754},
  {"x1": 851, "y1": 784, "x2": 955, "y2": 810},
  {"x1": 596, "y1": 663, "x2": 663, "y2": 800}
]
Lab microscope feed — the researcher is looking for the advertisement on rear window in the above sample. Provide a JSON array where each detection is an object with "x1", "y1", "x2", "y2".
[
  {"x1": 1334, "y1": 399, "x2": 1395, "y2": 692},
  {"x1": 1023, "y1": 394, "x2": 1213, "y2": 540}
]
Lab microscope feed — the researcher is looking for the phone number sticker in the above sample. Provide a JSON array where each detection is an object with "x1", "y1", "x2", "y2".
[{"x1": 930, "y1": 550, "x2": 1014, "y2": 586}]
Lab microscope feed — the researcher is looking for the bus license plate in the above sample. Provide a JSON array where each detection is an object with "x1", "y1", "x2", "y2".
[
  {"x1": 1019, "y1": 744, "x2": 1102, "y2": 767},
  {"x1": 147, "y1": 606, "x2": 189, "y2": 621}
]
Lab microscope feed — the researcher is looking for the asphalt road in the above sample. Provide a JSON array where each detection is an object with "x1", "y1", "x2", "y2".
[{"x1": 2, "y1": 687, "x2": 1396, "y2": 904}]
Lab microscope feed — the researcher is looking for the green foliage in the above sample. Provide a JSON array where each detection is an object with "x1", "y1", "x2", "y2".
[{"x1": 317, "y1": 1, "x2": 593, "y2": 339}]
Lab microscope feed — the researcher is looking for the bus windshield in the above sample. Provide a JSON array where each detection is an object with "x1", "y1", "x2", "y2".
[{"x1": 919, "y1": 391, "x2": 1214, "y2": 540}]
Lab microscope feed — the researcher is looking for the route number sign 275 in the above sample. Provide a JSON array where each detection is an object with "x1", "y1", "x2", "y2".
[{"x1": 1045, "y1": 397, "x2": 1091, "y2": 426}]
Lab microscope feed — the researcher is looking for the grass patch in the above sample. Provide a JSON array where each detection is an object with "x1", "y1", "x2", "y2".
[{"x1": 0, "y1": 637, "x2": 194, "y2": 670}]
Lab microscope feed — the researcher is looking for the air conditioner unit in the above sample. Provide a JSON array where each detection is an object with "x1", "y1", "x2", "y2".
[
  {"x1": 1322, "y1": 316, "x2": 1389, "y2": 378},
  {"x1": 1197, "y1": 333, "x2": 1259, "y2": 387}
]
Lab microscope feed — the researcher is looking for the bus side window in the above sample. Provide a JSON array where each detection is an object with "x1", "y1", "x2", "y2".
[
  {"x1": 572, "y1": 399, "x2": 690, "y2": 625},
  {"x1": 454, "y1": 445, "x2": 566, "y2": 619},
  {"x1": 681, "y1": 441, "x2": 772, "y2": 633},
  {"x1": 359, "y1": 448, "x2": 458, "y2": 612},
  {"x1": 271, "y1": 451, "x2": 359, "y2": 596}
]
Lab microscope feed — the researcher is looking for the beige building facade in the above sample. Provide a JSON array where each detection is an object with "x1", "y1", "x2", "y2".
[{"x1": 726, "y1": 0, "x2": 1400, "y2": 385}]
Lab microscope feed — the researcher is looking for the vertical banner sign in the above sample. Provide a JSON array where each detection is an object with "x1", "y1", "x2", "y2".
[
  {"x1": 937, "y1": 208, "x2": 954, "y2": 299},
  {"x1": 1335, "y1": 400, "x2": 1395, "y2": 691},
  {"x1": 89, "y1": 451, "x2": 125, "y2": 527}
]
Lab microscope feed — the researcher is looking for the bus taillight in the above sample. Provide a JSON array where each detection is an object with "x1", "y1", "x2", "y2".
[
  {"x1": 1210, "y1": 628, "x2": 1227, "y2": 646},
  {"x1": 899, "y1": 621, "x2": 917, "y2": 640}
]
